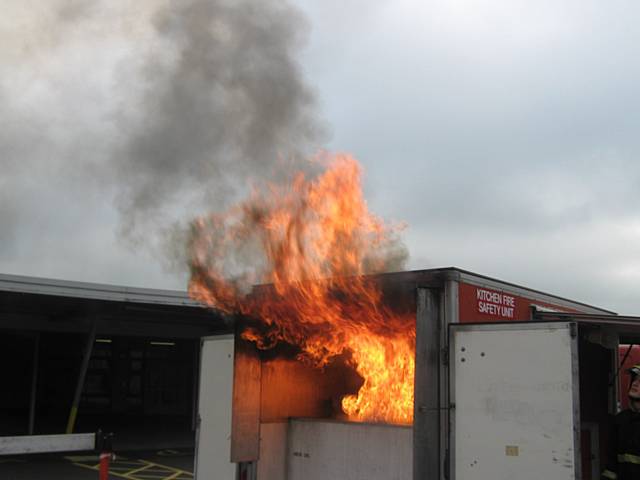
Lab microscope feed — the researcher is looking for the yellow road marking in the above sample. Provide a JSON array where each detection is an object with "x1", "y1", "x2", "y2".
[
  {"x1": 71, "y1": 455, "x2": 193, "y2": 480},
  {"x1": 164, "y1": 471, "x2": 185, "y2": 480},
  {"x1": 140, "y1": 460, "x2": 192, "y2": 477},
  {"x1": 124, "y1": 462, "x2": 155, "y2": 476},
  {"x1": 126, "y1": 475, "x2": 168, "y2": 479}
]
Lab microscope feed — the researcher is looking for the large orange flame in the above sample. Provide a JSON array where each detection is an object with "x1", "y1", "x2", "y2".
[{"x1": 188, "y1": 153, "x2": 414, "y2": 424}]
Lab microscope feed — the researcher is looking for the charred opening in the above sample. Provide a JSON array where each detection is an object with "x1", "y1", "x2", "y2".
[{"x1": 231, "y1": 275, "x2": 418, "y2": 425}]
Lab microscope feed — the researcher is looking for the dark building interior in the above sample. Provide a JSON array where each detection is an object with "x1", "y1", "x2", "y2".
[{"x1": 0, "y1": 274, "x2": 227, "y2": 451}]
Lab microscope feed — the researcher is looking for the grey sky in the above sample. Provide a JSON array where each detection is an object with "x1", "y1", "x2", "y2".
[{"x1": 2, "y1": 0, "x2": 640, "y2": 313}]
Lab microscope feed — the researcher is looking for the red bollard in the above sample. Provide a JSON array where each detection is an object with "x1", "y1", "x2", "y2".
[
  {"x1": 97, "y1": 431, "x2": 114, "y2": 480},
  {"x1": 99, "y1": 451, "x2": 113, "y2": 480}
]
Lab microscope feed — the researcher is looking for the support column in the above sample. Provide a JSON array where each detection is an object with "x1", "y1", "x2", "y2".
[
  {"x1": 66, "y1": 321, "x2": 97, "y2": 434},
  {"x1": 192, "y1": 338, "x2": 200, "y2": 432},
  {"x1": 28, "y1": 332, "x2": 40, "y2": 435},
  {"x1": 414, "y1": 288, "x2": 441, "y2": 480},
  {"x1": 441, "y1": 279, "x2": 458, "y2": 478}
]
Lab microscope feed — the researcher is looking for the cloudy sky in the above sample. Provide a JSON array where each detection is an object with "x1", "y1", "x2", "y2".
[{"x1": 2, "y1": 0, "x2": 640, "y2": 313}]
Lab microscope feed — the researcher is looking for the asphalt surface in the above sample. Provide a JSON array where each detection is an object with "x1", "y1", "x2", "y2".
[{"x1": 0, "y1": 448, "x2": 194, "y2": 480}]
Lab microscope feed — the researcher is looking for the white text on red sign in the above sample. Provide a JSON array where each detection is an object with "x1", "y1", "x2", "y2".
[{"x1": 476, "y1": 288, "x2": 515, "y2": 318}]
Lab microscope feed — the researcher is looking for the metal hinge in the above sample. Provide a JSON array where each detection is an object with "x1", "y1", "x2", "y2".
[
  {"x1": 441, "y1": 347, "x2": 449, "y2": 365},
  {"x1": 570, "y1": 322, "x2": 578, "y2": 338}
]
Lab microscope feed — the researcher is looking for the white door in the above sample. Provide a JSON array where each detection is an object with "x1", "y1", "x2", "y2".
[
  {"x1": 449, "y1": 322, "x2": 579, "y2": 480},
  {"x1": 194, "y1": 335, "x2": 236, "y2": 480}
]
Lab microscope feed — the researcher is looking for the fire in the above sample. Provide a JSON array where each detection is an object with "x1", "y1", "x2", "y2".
[{"x1": 188, "y1": 153, "x2": 414, "y2": 424}]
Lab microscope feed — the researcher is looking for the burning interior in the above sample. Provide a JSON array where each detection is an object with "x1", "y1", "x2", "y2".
[{"x1": 188, "y1": 153, "x2": 416, "y2": 426}]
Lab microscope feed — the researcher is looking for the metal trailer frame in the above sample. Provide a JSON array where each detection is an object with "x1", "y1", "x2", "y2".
[
  {"x1": 414, "y1": 276, "x2": 463, "y2": 480},
  {"x1": 414, "y1": 288, "x2": 441, "y2": 479}
]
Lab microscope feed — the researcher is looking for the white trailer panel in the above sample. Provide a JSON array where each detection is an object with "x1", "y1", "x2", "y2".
[
  {"x1": 450, "y1": 322, "x2": 579, "y2": 480},
  {"x1": 195, "y1": 335, "x2": 236, "y2": 480},
  {"x1": 287, "y1": 419, "x2": 412, "y2": 480}
]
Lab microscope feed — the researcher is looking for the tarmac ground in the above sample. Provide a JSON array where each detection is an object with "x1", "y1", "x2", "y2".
[{"x1": 0, "y1": 448, "x2": 194, "y2": 480}]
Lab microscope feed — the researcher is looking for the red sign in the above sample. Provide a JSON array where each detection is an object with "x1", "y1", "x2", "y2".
[
  {"x1": 476, "y1": 288, "x2": 515, "y2": 319},
  {"x1": 459, "y1": 283, "x2": 579, "y2": 323}
]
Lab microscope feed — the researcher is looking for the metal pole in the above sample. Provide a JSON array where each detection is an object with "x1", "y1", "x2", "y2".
[
  {"x1": 414, "y1": 288, "x2": 440, "y2": 480},
  {"x1": 192, "y1": 339, "x2": 200, "y2": 432},
  {"x1": 28, "y1": 332, "x2": 40, "y2": 435},
  {"x1": 66, "y1": 321, "x2": 98, "y2": 434}
]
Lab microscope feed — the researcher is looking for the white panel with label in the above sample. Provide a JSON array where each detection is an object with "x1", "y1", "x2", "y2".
[{"x1": 450, "y1": 322, "x2": 579, "y2": 480}]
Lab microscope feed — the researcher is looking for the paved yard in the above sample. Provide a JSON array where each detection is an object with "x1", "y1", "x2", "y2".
[{"x1": 0, "y1": 448, "x2": 194, "y2": 480}]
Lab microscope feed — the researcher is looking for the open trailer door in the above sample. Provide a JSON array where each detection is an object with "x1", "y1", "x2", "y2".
[
  {"x1": 449, "y1": 321, "x2": 580, "y2": 480},
  {"x1": 194, "y1": 335, "x2": 236, "y2": 480}
]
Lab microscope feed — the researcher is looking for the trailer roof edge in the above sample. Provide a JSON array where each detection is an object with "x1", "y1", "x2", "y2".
[{"x1": 378, "y1": 267, "x2": 617, "y2": 315}]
